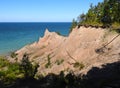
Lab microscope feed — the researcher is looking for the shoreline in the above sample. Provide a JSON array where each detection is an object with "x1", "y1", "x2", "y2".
[{"x1": 1, "y1": 25, "x2": 119, "y2": 57}]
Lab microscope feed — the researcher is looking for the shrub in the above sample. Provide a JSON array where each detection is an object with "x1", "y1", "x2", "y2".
[
  {"x1": 69, "y1": 19, "x2": 77, "y2": 33},
  {"x1": 55, "y1": 59, "x2": 64, "y2": 65},
  {"x1": 45, "y1": 54, "x2": 51, "y2": 68},
  {"x1": 0, "y1": 57, "x2": 9, "y2": 67},
  {"x1": 56, "y1": 32, "x2": 61, "y2": 35},
  {"x1": 10, "y1": 52, "x2": 18, "y2": 58},
  {"x1": 73, "y1": 62, "x2": 84, "y2": 70},
  {"x1": 0, "y1": 54, "x2": 39, "y2": 85},
  {"x1": 0, "y1": 57, "x2": 21, "y2": 85},
  {"x1": 19, "y1": 53, "x2": 39, "y2": 78}
]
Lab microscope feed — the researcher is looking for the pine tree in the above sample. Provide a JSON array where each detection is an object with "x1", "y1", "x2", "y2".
[
  {"x1": 77, "y1": 0, "x2": 120, "y2": 28},
  {"x1": 69, "y1": 19, "x2": 77, "y2": 33},
  {"x1": 20, "y1": 53, "x2": 39, "y2": 78}
]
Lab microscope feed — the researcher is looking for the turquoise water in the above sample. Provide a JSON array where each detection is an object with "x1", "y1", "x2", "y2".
[{"x1": 0, "y1": 22, "x2": 71, "y2": 55}]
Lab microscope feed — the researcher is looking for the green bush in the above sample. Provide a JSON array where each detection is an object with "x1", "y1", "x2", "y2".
[
  {"x1": 0, "y1": 57, "x2": 9, "y2": 67},
  {"x1": 69, "y1": 19, "x2": 77, "y2": 33},
  {"x1": 19, "y1": 53, "x2": 39, "y2": 78},
  {"x1": 73, "y1": 62, "x2": 84, "y2": 70},
  {"x1": 10, "y1": 52, "x2": 18, "y2": 58},
  {"x1": 56, "y1": 32, "x2": 61, "y2": 35},
  {"x1": 55, "y1": 59, "x2": 64, "y2": 65},
  {"x1": 0, "y1": 54, "x2": 39, "y2": 85},
  {"x1": 45, "y1": 55, "x2": 51, "y2": 68},
  {"x1": 0, "y1": 57, "x2": 22, "y2": 85}
]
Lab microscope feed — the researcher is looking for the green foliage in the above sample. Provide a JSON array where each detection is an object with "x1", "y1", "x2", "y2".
[
  {"x1": 0, "y1": 57, "x2": 9, "y2": 67},
  {"x1": 0, "y1": 57, "x2": 22, "y2": 85},
  {"x1": 76, "y1": 0, "x2": 120, "y2": 28},
  {"x1": 10, "y1": 52, "x2": 18, "y2": 58},
  {"x1": 56, "y1": 31, "x2": 61, "y2": 35},
  {"x1": 112, "y1": 22, "x2": 120, "y2": 29},
  {"x1": 69, "y1": 19, "x2": 77, "y2": 33},
  {"x1": 19, "y1": 53, "x2": 39, "y2": 78},
  {"x1": 55, "y1": 59, "x2": 64, "y2": 65},
  {"x1": 73, "y1": 62, "x2": 84, "y2": 70},
  {"x1": 45, "y1": 54, "x2": 51, "y2": 68},
  {"x1": 0, "y1": 54, "x2": 39, "y2": 86},
  {"x1": 77, "y1": 13, "x2": 86, "y2": 23}
]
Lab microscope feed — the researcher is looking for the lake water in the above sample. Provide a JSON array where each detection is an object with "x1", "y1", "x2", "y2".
[{"x1": 0, "y1": 22, "x2": 71, "y2": 55}]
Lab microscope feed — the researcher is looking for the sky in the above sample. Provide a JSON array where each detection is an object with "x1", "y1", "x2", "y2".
[{"x1": 0, "y1": 0, "x2": 103, "y2": 22}]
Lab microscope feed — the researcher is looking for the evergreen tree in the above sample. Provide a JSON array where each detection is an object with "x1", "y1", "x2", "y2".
[
  {"x1": 101, "y1": 0, "x2": 112, "y2": 27},
  {"x1": 76, "y1": 0, "x2": 120, "y2": 28},
  {"x1": 20, "y1": 53, "x2": 39, "y2": 78},
  {"x1": 77, "y1": 13, "x2": 86, "y2": 24},
  {"x1": 69, "y1": 19, "x2": 77, "y2": 33}
]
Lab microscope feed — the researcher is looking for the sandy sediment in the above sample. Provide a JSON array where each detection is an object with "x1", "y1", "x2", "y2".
[{"x1": 16, "y1": 26, "x2": 120, "y2": 75}]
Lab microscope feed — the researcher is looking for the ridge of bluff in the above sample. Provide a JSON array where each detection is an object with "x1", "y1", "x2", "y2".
[{"x1": 16, "y1": 26, "x2": 120, "y2": 75}]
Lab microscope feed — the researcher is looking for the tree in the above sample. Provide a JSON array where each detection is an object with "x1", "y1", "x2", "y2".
[
  {"x1": 69, "y1": 19, "x2": 77, "y2": 33},
  {"x1": 77, "y1": 13, "x2": 86, "y2": 23},
  {"x1": 20, "y1": 53, "x2": 39, "y2": 78},
  {"x1": 78, "y1": 0, "x2": 120, "y2": 28}
]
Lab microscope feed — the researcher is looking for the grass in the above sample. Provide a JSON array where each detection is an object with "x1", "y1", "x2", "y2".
[
  {"x1": 112, "y1": 22, "x2": 120, "y2": 30},
  {"x1": 80, "y1": 21, "x2": 103, "y2": 27}
]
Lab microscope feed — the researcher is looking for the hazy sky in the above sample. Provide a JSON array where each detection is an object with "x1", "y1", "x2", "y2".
[{"x1": 0, "y1": 0, "x2": 103, "y2": 22}]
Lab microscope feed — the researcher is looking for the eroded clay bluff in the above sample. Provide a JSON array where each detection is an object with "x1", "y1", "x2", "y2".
[{"x1": 16, "y1": 26, "x2": 120, "y2": 75}]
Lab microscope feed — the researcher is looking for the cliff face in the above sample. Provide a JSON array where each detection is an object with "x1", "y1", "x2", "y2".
[{"x1": 16, "y1": 26, "x2": 120, "y2": 75}]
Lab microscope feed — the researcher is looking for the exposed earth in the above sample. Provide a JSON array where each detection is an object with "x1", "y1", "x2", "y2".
[{"x1": 15, "y1": 26, "x2": 120, "y2": 76}]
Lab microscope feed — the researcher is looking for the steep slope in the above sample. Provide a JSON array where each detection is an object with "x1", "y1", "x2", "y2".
[{"x1": 16, "y1": 26, "x2": 120, "y2": 75}]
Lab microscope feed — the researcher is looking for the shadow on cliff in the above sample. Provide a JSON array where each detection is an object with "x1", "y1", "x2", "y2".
[
  {"x1": 1, "y1": 61, "x2": 120, "y2": 88},
  {"x1": 82, "y1": 61, "x2": 120, "y2": 88}
]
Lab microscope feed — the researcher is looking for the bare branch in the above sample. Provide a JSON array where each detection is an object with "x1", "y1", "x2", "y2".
[{"x1": 66, "y1": 50, "x2": 77, "y2": 62}]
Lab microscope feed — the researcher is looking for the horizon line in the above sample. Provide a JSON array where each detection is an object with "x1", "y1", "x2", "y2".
[{"x1": 0, "y1": 21, "x2": 71, "y2": 23}]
